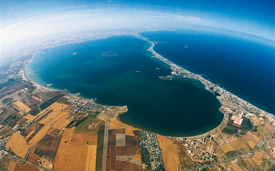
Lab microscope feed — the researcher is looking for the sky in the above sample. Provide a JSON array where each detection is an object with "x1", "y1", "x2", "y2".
[{"x1": 1, "y1": 0, "x2": 275, "y2": 46}]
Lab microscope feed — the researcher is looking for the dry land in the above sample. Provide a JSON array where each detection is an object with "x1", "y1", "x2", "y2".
[
  {"x1": 157, "y1": 135, "x2": 181, "y2": 171},
  {"x1": 109, "y1": 118, "x2": 139, "y2": 136},
  {"x1": 13, "y1": 100, "x2": 31, "y2": 113},
  {"x1": 106, "y1": 118, "x2": 142, "y2": 171},
  {"x1": 219, "y1": 143, "x2": 235, "y2": 153},
  {"x1": 32, "y1": 95, "x2": 43, "y2": 102},
  {"x1": 53, "y1": 128, "x2": 75, "y2": 171},
  {"x1": 0, "y1": 38, "x2": 275, "y2": 171},
  {"x1": 53, "y1": 121, "x2": 99, "y2": 171},
  {"x1": 5, "y1": 132, "x2": 29, "y2": 158},
  {"x1": 23, "y1": 114, "x2": 35, "y2": 123},
  {"x1": 34, "y1": 130, "x2": 63, "y2": 161},
  {"x1": 8, "y1": 161, "x2": 17, "y2": 171},
  {"x1": 85, "y1": 145, "x2": 97, "y2": 171},
  {"x1": 28, "y1": 102, "x2": 70, "y2": 147},
  {"x1": 25, "y1": 129, "x2": 36, "y2": 140}
]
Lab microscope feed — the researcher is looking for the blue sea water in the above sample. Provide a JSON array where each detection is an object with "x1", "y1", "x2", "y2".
[
  {"x1": 26, "y1": 35, "x2": 224, "y2": 136},
  {"x1": 141, "y1": 31, "x2": 275, "y2": 114}
]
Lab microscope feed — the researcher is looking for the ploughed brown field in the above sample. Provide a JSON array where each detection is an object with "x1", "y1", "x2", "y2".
[{"x1": 106, "y1": 118, "x2": 142, "y2": 171}]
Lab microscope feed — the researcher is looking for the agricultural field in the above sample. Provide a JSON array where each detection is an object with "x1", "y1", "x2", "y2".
[
  {"x1": 13, "y1": 163, "x2": 38, "y2": 171},
  {"x1": 157, "y1": 135, "x2": 181, "y2": 171},
  {"x1": 109, "y1": 118, "x2": 139, "y2": 136},
  {"x1": 13, "y1": 100, "x2": 31, "y2": 114},
  {"x1": 227, "y1": 131, "x2": 261, "y2": 153},
  {"x1": 53, "y1": 128, "x2": 75, "y2": 170},
  {"x1": 54, "y1": 115, "x2": 100, "y2": 171},
  {"x1": 243, "y1": 131, "x2": 261, "y2": 148},
  {"x1": 0, "y1": 66, "x2": 274, "y2": 171},
  {"x1": 175, "y1": 141, "x2": 195, "y2": 169},
  {"x1": 36, "y1": 103, "x2": 68, "y2": 125},
  {"x1": 27, "y1": 102, "x2": 71, "y2": 147},
  {"x1": 74, "y1": 115, "x2": 101, "y2": 135},
  {"x1": 5, "y1": 132, "x2": 29, "y2": 158},
  {"x1": 52, "y1": 116, "x2": 71, "y2": 130},
  {"x1": 106, "y1": 118, "x2": 142, "y2": 171},
  {"x1": 39, "y1": 94, "x2": 64, "y2": 111},
  {"x1": 28, "y1": 152, "x2": 40, "y2": 165},
  {"x1": 230, "y1": 137, "x2": 251, "y2": 153},
  {"x1": 0, "y1": 125, "x2": 12, "y2": 138},
  {"x1": 8, "y1": 161, "x2": 16, "y2": 171},
  {"x1": 95, "y1": 122, "x2": 105, "y2": 171},
  {"x1": 85, "y1": 145, "x2": 97, "y2": 171},
  {"x1": 252, "y1": 151, "x2": 270, "y2": 167},
  {"x1": 54, "y1": 132, "x2": 98, "y2": 171},
  {"x1": 25, "y1": 129, "x2": 36, "y2": 140},
  {"x1": 31, "y1": 95, "x2": 43, "y2": 103},
  {"x1": 34, "y1": 129, "x2": 63, "y2": 162},
  {"x1": 229, "y1": 163, "x2": 243, "y2": 171},
  {"x1": 0, "y1": 106, "x2": 18, "y2": 125},
  {"x1": 22, "y1": 122, "x2": 43, "y2": 140},
  {"x1": 7, "y1": 152, "x2": 41, "y2": 171},
  {"x1": 219, "y1": 143, "x2": 235, "y2": 153},
  {"x1": 23, "y1": 114, "x2": 35, "y2": 123},
  {"x1": 257, "y1": 125, "x2": 272, "y2": 137},
  {"x1": 250, "y1": 115, "x2": 264, "y2": 126},
  {"x1": 0, "y1": 79, "x2": 36, "y2": 103}
]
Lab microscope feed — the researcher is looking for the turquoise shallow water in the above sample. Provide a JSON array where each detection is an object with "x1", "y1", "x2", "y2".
[{"x1": 26, "y1": 35, "x2": 223, "y2": 136}]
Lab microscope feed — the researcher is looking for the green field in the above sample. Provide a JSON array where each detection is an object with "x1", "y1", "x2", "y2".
[
  {"x1": 222, "y1": 125, "x2": 238, "y2": 135},
  {"x1": 74, "y1": 115, "x2": 100, "y2": 135}
]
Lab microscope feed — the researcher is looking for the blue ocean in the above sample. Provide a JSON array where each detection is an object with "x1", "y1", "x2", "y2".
[
  {"x1": 141, "y1": 31, "x2": 275, "y2": 114},
  {"x1": 26, "y1": 35, "x2": 224, "y2": 136}
]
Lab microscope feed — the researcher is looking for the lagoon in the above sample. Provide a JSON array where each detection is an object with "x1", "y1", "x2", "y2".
[{"x1": 26, "y1": 35, "x2": 224, "y2": 136}]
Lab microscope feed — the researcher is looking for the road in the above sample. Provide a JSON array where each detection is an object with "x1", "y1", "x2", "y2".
[
  {"x1": 185, "y1": 132, "x2": 274, "y2": 171},
  {"x1": 0, "y1": 156, "x2": 53, "y2": 171}
]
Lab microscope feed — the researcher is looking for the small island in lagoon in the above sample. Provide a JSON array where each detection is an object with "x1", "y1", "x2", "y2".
[{"x1": 101, "y1": 51, "x2": 117, "y2": 56}]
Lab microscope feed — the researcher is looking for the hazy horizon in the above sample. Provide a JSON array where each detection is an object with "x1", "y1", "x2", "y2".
[{"x1": 1, "y1": 0, "x2": 274, "y2": 48}]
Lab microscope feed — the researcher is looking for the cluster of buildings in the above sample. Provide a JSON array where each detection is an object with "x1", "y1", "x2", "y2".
[
  {"x1": 139, "y1": 131, "x2": 165, "y2": 171},
  {"x1": 182, "y1": 136, "x2": 219, "y2": 166},
  {"x1": 0, "y1": 150, "x2": 8, "y2": 159},
  {"x1": 0, "y1": 136, "x2": 10, "y2": 153},
  {"x1": 66, "y1": 93, "x2": 103, "y2": 114}
]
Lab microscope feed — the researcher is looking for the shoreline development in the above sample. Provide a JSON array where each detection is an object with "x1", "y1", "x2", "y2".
[
  {"x1": 24, "y1": 34, "x2": 274, "y2": 137},
  {"x1": 2, "y1": 33, "x2": 275, "y2": 170}
]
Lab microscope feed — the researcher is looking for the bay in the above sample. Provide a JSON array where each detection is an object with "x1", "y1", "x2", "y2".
[{"x1": 26, "y1": 35, "x2": 224, "y2": 136}]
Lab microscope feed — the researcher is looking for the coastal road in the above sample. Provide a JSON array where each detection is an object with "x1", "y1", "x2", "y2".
[
  {"x1": 185, "y1": 132, "x2": 274, "y2": 171},
  {"x1": 102, "y1": 122, "x2": 109, "y2": 171}
]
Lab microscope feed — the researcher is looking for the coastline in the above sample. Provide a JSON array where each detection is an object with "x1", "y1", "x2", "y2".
[
  {"x1": 22, "y1": 33, "x2": 274, "y2": 138},
  {"x1": 4, "y1": 29, "x2": 275, "y2": 171},
  {"x1": 23, "y1": 55, "x2": 59, "y2": 94},
  {"x1": 140, "y1": 36, "x2": 274, "y2": 128}
]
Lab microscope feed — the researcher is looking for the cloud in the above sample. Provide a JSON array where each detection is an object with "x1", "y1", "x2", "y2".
[{"x1": 1, "y1": 7, "x2": 274, "y2": 46}]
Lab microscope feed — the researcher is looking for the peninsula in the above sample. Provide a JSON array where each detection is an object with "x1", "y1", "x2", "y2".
[
  {"x1": 139, "y1": 37, "x2": 275, "y2": 170},
  {"x1": 145, "y1": 38, "x2": 274, "y2": 122}
]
